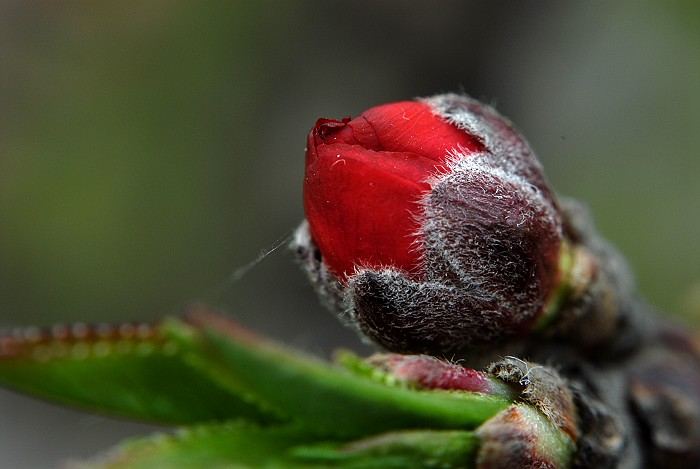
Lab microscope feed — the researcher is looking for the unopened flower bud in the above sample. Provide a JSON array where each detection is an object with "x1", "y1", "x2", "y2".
[
  {"x1": 361, "y1": 354, "x2": 579, "y2": 467},
  {"x1": 304, "y1": 100, "x2": 484, "y2": 279},
  {"x1": 365, "y1": 353, "x2": 511, "y2": 396},
  {"x1": 295, "y1": 94, "x2": 587, "y2": 355}
]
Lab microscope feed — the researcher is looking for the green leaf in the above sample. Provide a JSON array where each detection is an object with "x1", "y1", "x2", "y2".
[
  {"x1": 294, "y1": 429, "x2": 479, "y2": 469},
  {"x1": 0, "y1": 318, "x2": 276, "y2": 425},
  {"x1": 70, "y1": 422, "x2": 322, "y2": 469},
  {"x1": 0, "y1": 306, "x2": 511, "y2": 442},
  {"x1": 70, "y1": 421, "x2": 480, "y2": 469},
  {"x1": 184, "y1": 308, "x2": 511, "y2": 437}
]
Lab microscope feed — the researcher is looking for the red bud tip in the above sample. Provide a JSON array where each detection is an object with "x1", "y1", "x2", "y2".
[{"x1": 304, "y1": 100, "x2": 483, "y2": 280}]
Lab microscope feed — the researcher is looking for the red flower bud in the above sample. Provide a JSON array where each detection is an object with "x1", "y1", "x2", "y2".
[
  {"x1": 366, "y1": 353, "x2": 495, "y2": 393},
  {"x1": 304, "y1": 101, "x2": 484, "y2": 279},
  {"x1": 295, "y1": 94, "x2": 566, "y2": 355}
]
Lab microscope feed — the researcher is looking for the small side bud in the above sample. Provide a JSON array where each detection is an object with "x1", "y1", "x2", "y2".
[
  {"x1": 476, "y1": 405, "x2": 574, "y2": 469},
  {"x1": 365, "y1": 353, "x2": 514, "y2": 397},
  {"x1": 477, "y1": 358, "x2": 579, "y2": 468}
]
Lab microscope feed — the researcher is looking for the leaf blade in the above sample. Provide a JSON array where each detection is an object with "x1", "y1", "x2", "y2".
[
  {"x1": 0, "y1": 320, "x2": 276, "y2": 425},
  {"x1": 69, "y1": 422, "x2": 319, "y2": 469},
  {"x1": 186, "y1": 308, "x2": 511, "y2": 437},
  {"x1": 70, "y1": 422, "x2": 480, "y2": 469}
]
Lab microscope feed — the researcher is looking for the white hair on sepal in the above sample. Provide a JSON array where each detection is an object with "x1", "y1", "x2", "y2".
[
  {"x1": 423, "y1": 93, "x2": 549, "y2": 190},
  {"x1": 290, "y1": 221, "x2": 346, "y2": 315},
  {"x1": 421, "y1": 93, "x2": 491, "y2": 144}
]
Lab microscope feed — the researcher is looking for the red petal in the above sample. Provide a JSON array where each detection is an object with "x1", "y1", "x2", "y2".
[
  {"x1": 304, "y1": 145, "x2": 435, "y2": 279},
  {"x1": 358, "y1": 101, "x2": 484, "y2": 161}
]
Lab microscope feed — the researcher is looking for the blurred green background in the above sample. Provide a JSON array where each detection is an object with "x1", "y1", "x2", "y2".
[{"x1": 2, "y1": 2, "x2": 700, "y2": 466}]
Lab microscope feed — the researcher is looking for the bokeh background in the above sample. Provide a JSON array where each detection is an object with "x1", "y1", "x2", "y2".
[{"x1": 2, "y1": 2, "x2": 700, "y2": 467}]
